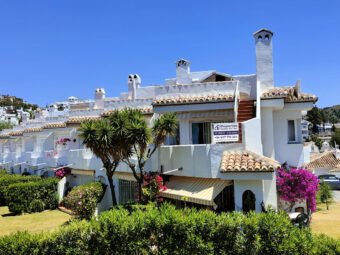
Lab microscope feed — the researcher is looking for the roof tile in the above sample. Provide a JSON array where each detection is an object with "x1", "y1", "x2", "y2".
[
  {"x1": 220, "y1": 150, "x2": 280, "y2": 172},
  {"x1": 153, "y1": 94, "x2": 234, "y2": 106}
]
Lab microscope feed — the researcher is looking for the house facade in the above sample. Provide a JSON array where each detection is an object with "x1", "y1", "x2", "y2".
[{"x1": 0, "y1": 28, "x2": 317, "y2": 213}]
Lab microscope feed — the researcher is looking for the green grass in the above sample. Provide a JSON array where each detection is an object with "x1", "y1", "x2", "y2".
[{"x1": 0, "y1": 206, "x2": 71, "y2": 236}]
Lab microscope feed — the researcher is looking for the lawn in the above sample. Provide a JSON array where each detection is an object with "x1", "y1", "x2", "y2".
[
  {"x1": 311, "y1": 202, "x2": 340, "y2": 239},
  {"x1": 0, "y1": 206, "x2": 71, "y2": 236}
]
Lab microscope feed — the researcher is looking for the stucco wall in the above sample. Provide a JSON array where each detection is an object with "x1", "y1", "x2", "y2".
[
  {"x1": 234, "y1": 180, "x2": 264, "y2": 213},
  {"x1": 273, "y1": 109, "x2": 305, "y2": 167}
]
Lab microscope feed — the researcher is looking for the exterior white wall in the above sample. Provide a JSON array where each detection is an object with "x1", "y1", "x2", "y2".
[
  {"x1": 234, "y1": 180, "x2": 264, "y2": 213},
  {"x1": 261, "y1": 108, "x2": 275, "y2": 158},
  {"x1": 273, "y1": 108, "x2": 305, "y2": 167},
  {"x1": 263, "y1": 174, "x2": 277, "y2": 210},
  {"x1": 243, "y1": 118, "x2": 263, "y2": 155},
  {"x1": 157, "y1": 144, "x2": 244, "y2": 178}
]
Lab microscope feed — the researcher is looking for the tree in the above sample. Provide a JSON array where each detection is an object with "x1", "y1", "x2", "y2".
[
  {"x1": 330, "y1": 129, "x2": 340, "y2": 148},
  {"x1": 317, "y1": 181, "x2": 333, "y2": 210},
  {"x1": 311, "y1": 134, "x2": 323, "y2": 150},
  {"x1": 307, "y1": 106, "x2": 322, "y2": 134},
  {"x1": 79, "y1": 119, "x2": 124, "y2": 206},
  {"x1": 276, "y1": 168, "x2": 319, "y2": 212},
  {"x1": 106, "y1": 109, "x2": 178, "y2": 202}
]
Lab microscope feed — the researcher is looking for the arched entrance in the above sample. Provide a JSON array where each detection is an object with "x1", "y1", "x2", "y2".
[{"x1": 242, "y1": 190, "x2": 256, "y2": 213}]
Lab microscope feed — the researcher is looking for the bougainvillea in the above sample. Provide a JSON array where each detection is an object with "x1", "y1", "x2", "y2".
[
  {"x1": 55, "y1": 167, "x2": 71, "y2": 179},
  {"x1": 138, "y1": 173, "x2": 167, "y2": 204},
  {"x1": 276, "y1": 167, "x2": 319, "y2": 212},
  {"x1": 46, "y1": 138, "x2": 71, "y2": 157}
]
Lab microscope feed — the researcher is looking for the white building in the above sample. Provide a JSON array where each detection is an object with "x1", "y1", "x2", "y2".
[
  {"x1": 0, "y1": 107, "x2": 19, "y2": 125},
  {"x1": 0, "y1": 28, "x2": 317, "y2": 213}
]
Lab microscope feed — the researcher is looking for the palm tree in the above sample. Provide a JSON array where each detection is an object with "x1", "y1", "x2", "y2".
[
  {"x1": 111, "y1": 109, "x2": 178, "y2": 201},
  {"x1": 79, "y1": 109, "x2": 178, "y2": 205},
  {"x1": 79, "y1": 119, "x2": 122, "y2": 206}
]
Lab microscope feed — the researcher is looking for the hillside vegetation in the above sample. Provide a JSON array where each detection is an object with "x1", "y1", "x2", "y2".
[{"x1": 323, "y1": 105, "x2": 340, "y2": 123}]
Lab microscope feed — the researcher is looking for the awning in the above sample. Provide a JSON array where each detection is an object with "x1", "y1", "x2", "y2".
[
  {"x1": 113, "y1": 171, "x2": 139, "y2": 182},
  {"x1": 160, "y1": 176, "x2": 232, "y2": 208},
  {"x1": 71, "y1": 169, "x2": 95, "y2": 176}
]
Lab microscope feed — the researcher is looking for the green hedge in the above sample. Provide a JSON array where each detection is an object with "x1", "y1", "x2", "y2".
[
  {"x1": 0, "y1": 174, "x2": 41, "y2": 205},
  {"x1": 64, "y1": 182, "x2": 105, "y2": 220},
  {"x1": 5, "y1": 177, "x2": 59, "y2": 213},
  {"x1": 0, "y1": 203, "x2": 339, "y2": 255},
  {"x1": 0, "y1": 170, "x2": 8, "y2": 175}
]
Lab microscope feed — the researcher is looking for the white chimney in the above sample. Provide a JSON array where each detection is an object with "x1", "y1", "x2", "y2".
[
  {"x1": 94, "y1": 88, "x2": 106, "y2": 109},
  {"x1": 175, "y1": 59, "x2": 191, "y2": 84},
  {"x1": 335, "y1": 143, "x2": 340, "y2": 159},
  {"x1": 128, "y1": 74, "x2": 141, "y2": 100},
  {"x1": 253, "y1": 28, "x2": 274, "y2": 93}
]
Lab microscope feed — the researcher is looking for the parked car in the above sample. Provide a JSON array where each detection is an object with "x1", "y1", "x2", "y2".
[{"x1": 318, "y1": 174, "x2": 340, "y2": 190}]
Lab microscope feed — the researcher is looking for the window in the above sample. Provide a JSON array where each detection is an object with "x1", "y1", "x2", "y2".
[
  {"x1": 288, "y1": 120, "x2": 296, "y2": 142},
  {"x1": 119, "y1": 180, "x2": 138, "y2": 204},
  {"x1": 192, "y1": 122, "x2": 211, "y2": 144}
]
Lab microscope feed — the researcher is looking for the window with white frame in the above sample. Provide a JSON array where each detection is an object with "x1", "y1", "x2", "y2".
[{"x1": 288, "y1": 120, "x2": 296, "y2": 143}]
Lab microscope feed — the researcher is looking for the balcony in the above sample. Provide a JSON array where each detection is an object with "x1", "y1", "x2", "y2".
[{"x1": 154, "y1": 143, "x2": 244, "y2": 178}]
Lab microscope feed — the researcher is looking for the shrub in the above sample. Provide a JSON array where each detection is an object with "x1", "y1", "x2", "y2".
[
  {"x1": 0, "y1": 170, "x2": 8, "y2": 175},
  {"x1": 0, "y1": 204, "x2": 339, "y2": 254},
  {"x1": 64, "y1": 182, "x2": 105, "y2": 220},
  {"x1": 0, "y1": 174, "x2": 41, "y2": 206},
  {"x1": 5, "y1": 177, "x2": 59, "y2": 213}
]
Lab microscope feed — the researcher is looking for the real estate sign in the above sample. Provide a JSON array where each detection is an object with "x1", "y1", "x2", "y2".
[{"x1": 212, "y1": 123, "x2": 239, "y2": 143}]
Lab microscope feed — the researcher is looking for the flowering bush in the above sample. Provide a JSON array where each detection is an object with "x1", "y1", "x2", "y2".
[
  {"x1": 63, "y1": 182, "x2": 105, "y2": 220},
  {"x1": 55, "y1": 138, "x2": 71, "y2": 146},
  {"x1": 276, "y1": 167, "x2": 319, "y2": 212},
  {"x1": 46, "y1": 138, "x2": 71, "y2": 157},
  {"x1": 55, "y1": 167, "x2": 71, "y2": 179},
  {"x1": 139, "y1": 173, "x2": 167, "y2": 204}
]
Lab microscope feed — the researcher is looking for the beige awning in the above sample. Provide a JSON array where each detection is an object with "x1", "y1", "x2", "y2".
[
  {"x1": 160, "y1": 176, "x2": 232, "y2": 208},
  {"x1": 71, "y1": 169, "x2": 95, "y2": 176},
  {"x1": 113, "y1": 171, "x2": 139, "y2": 182}
]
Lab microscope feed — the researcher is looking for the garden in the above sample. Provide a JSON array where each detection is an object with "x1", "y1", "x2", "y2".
[{"x1": 0, "y1": 203, "x2": 339, "y2": 255}]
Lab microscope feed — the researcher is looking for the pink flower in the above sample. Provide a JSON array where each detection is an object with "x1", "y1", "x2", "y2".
[{"x1": 78, "y1": 201, "x2": 81, "y2": 205}]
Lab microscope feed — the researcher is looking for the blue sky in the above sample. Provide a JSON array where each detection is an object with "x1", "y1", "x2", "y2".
[{"x1": 0, "y1": 1, "x2": 339, "y2": 108}]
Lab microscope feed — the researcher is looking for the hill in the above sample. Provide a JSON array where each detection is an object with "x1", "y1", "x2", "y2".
[
  {"x1": 0, "y1": 95, "x2": 38, "y2": 111},
  {"x1": 323, "y1": 105, "x2": 340, "y2": 123}
]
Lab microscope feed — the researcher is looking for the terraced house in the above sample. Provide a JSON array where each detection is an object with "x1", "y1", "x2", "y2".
[{"x1": 0, "y1": 29, "x2": 318, "y2": 213}]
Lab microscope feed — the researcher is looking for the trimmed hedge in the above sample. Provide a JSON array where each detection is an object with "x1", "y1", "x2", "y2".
[
  {"x1": 64, "y1": 182, "x2": 105, "y2": 220},
  {"x1": 5, "y1": 177, "x2": 59, "y2": 213},
  {"x1": 0, "y1": 203, "x2": 339, "y2": 255},
  {"x1": 0, "y1": 174, "x2": 41, "y2": 205}
]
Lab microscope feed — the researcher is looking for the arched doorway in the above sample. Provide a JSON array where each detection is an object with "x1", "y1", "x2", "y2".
[{"x1": 242, "y1": 190, "x2": 256, "y2": 213}]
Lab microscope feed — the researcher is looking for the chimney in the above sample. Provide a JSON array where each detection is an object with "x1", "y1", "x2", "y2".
[
  {"x1": 253, "y1": 28, "x2": 274, "y2": 93},
  {"x1": 335, "y1": 143, "x2": 340, "y2": 159},
  {"x1": 175, "y1": 59, "x2": 191, "y2": 84},
  {"x1": 128, "y1": 74, "x2": 141, "y2": 100},
  {"x1": 94, "y1": 88, "x2": 106, "y2": 109}
]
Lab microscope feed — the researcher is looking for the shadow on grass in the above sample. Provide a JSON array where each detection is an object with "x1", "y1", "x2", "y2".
[{"x1": 1, "y1": 212, "x2": 20, "y2": 217}]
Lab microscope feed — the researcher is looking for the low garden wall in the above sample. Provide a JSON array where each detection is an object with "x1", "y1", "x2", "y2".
[{"x1": 0, "y1": 203, "x2": 339, "y2": 254}]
